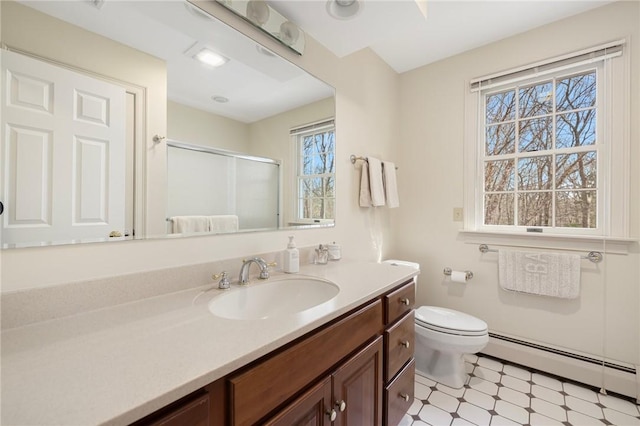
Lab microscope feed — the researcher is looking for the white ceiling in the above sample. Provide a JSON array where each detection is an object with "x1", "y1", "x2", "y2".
[{"x1": 270, "y1": 0, "x2": 615, "y2": 74}]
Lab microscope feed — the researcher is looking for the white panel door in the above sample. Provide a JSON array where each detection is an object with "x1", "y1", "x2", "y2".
[{"x1": 1, "y1": 50, "x2": 126, "y2": 246}]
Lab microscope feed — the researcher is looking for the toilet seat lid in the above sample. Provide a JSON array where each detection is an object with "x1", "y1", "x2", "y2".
[{"x1": 416, "y1": 306, "x2": 488, "y2": 335}]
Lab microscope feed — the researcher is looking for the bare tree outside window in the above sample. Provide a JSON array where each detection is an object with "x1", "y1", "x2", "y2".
[
  {"x1": 297, "y1": 129, "x2": 335, "y2": 221},
  {"x1": 483, "y1": 70, "x2": 597, "y2": 229}
]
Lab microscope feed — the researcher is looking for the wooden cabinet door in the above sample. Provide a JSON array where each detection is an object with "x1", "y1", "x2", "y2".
[
  {"x1": 332, "y1": 336, "x2": 383, "y2": 426},
  {"x1": 264, "y1": 377, "x2": 333, "y2": 426}
]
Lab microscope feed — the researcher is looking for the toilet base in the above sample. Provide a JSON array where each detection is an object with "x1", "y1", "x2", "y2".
[{"x1": 415, "y1": 342, "x2": 469, "y2": 389}]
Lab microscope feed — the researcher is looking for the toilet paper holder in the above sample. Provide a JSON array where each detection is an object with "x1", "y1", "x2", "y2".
[{"x1": 443, "y1": 267, "x2": 473, "y2": 281}]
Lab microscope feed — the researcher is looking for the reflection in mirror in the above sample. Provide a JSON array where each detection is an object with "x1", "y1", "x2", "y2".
[{"x1": 0, "y1": 0, "x2": 335, "y2": 248}]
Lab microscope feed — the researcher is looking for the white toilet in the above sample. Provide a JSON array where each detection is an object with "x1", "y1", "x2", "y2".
[
  {"x1": 382, "y1": 259, "x2": 489, "y2": 389},
  {"x1": 415, "y1": 306, "x2": 489, "y2": 388}
]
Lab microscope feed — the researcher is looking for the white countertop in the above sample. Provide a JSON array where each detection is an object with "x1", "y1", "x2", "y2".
[{"x1": 1, "y1": 260, "x2": 418, "y2": 426}]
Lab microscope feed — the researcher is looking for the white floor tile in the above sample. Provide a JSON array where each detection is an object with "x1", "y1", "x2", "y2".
[
  {"x1": 603, "y1": 407, "x2": 640, "y2": 425},
  {"x1": 567, "y1": 409, "x2": 608, "y2": 426},
  {"x1": 531, "y1": 373, "x2": 563, "y2": 391},
  {"x1": 502, "y1": 364, "x2": 531, "y2": 381},
  {"x1": 469, "y1": 377, "x2": 499, "y2": 396},
  {"x1": 489, "y1": 415, "x2": 521, "y2": 426},
  {"x1": 530, "y1": 397, "x2": 567, "y2": 422},
  {"x1": 464, "y1": 354, "x2": 479, "y2": 364},
  {"x1": 418, "y1": 404, "x2": 453, "y2": 425},
  {"x1": 563, "y1": 382, "x2": 599, "y2": 403},
  {"x1": 529, "y1": 413, "x2": 565, "y2": 426},
  {"x1": 474, "y1": 366, "x2": 502, "y2": 383},
  {"x1": 463, "y1": 388, "x2": 496, "y2": 410},
  {"x1": 598, "y1": 392, "x2": 640, "y2": 417},
  {"x1": 565, "y1": 395, "x2": 603, "y2": 419},
  {"x1": 458, "y1": 402, "x2": 492, "y2": 426},
  {"x1": 498, "y1": 386, "x2": 530, "y2": 408},
  {"x1": 477, "y1": 357, "x2": 504, "y2": 372},
  {"x1": 429, "y1": 390, "x2": 460, "y2": 413},
  {"x1": 415, "y1": 382, "x2": 432, "y2": 400},
  {"x1": 408, "y1": 356, "x2": 640, "y2": 426},
  {"x1": 531, "y1": 384, "x2": 564, "y2": 405},
  {"x1": 501, "y1": 374, "x2": 531, "y2": 394},
  {"x1": 494, "y1": 400, "x2": 530, "y2": 424},
  {"x1": 465, "y1": 362, "x2": 475, "y2": 374}
]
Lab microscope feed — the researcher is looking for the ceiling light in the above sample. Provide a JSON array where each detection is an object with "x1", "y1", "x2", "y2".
[
  {"x1": 212, "y1": 96, "x2": 229, "y2": 103},
  {"x1": 326, "y1": 0, "x2": 362, "y2": 20},
  {"x1": 194, "y1": 48, "x2": 228, "y2": 68}
]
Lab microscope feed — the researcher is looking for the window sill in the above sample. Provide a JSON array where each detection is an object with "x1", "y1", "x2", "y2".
[{"x1": 458, "y1": 230, "x2": 637, "y2": 255}]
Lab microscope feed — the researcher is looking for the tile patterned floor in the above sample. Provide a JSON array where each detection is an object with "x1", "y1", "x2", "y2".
[{"x1": 399, "y1": 354, "x2": 640, "y2": 426}]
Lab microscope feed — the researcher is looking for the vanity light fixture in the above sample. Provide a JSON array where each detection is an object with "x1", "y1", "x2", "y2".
[
  {"x1": 326, "y1": 0, "x2": 362, "y2": 20},
  {"x1": 212, "y1": 95, "x2": 229, "y2": 103},
  {"x1": 194, "y1": 48, "x2": 228, "y2": 67}
]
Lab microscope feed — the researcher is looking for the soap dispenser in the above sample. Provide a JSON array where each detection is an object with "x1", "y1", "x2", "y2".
[{"x1": 283, "y1": 236, "x2": 299, "y2": 273}]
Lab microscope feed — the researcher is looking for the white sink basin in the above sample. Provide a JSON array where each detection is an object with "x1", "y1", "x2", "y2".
[{"x1": 207, "y1": 277, "x2": 340, "y2": 320}]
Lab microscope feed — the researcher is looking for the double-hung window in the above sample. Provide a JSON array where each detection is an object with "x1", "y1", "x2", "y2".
[
  {"x1": 291, "y1": 119, "x2": 335, "y2": 223},
  {"x1": 465, "y1": 41, "x2": 628, "y2": 237}
]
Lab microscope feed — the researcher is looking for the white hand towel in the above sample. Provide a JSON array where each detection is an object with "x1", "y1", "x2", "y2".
[
  {"x1": 171, "y1": 216, "x2": 210, "y2": 233},
  {"x1": 367, "y1": 157, "x2": 386, "y2": 207},
  {"x1": 208, "y1": 215, "x2": 239, "y2": 233},
  {"x1": 382, "y1": 161, "x2": 399, "y2": 208},
  {"x1": 359, "y1": 161, "x2": 372, "y2": 207},
  {"x1": 498, "y1": 250, "x2": 581, "y2": 299}
]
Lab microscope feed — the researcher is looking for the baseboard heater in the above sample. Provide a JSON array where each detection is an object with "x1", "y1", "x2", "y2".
[
  {"x1": 484, "y1": 332, "x2": 639, "y2": 401},
  {"x1": 489, "y1": 332, "x2": 636, "y2": 374}
]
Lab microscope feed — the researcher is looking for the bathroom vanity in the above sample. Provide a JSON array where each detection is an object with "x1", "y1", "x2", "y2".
[{"x1": 0, "y1": 261, "x2": 418, "y2": 425}]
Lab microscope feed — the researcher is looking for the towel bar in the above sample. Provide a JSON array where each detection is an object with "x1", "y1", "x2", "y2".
[
  {"x1": 350, "y1": 154, "x2": 399, "y2": 169},
  {"x1": 478, "y1": 244, "x2": 603, "y2": 263}
]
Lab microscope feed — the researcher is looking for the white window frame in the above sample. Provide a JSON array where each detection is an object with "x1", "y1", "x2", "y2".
[
  {"x1": 291, "y1": 119, "x2": 335, "y2": 225},
  {"x1": 463, "y1": 40, "x2": 630, "y2": 241}
]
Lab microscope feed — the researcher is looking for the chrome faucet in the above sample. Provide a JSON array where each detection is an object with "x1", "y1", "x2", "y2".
[{"x1": 238, "y1": 257, "x2": 273, "y2": 285}]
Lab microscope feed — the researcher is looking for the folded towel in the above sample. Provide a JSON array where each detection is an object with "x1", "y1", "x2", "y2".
[
  {"x1": 170, "y1": 216, "x2": 210, "y2": 233},
  {"x1": 209, "y1": 215, "x2": 239, "y2": 233},
  {"x1": 367, "y1": 157, "x2": 386, "y2": 207},
  {"x1": 359, "y1": 161, "x2": 372, "y2": 207},
  {"x1": 382, "y1": 161, "x2": 399, "y2": 208},
  {"x1": 498, "y1": 250, "x2": 581, "y2": 299}
]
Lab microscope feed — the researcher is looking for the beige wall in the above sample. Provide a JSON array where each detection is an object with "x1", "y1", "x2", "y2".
[
  {"x1": 395, "y1": 1, "x2": 639, "y2": 367},
  {"x1": 167, "y1": 101, "x2": 250, "y2": 152},
  {"x1": 1, "y1": 2, "x2": 400, "y2": 291}
]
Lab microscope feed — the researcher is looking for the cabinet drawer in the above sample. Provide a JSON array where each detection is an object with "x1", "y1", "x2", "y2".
[
  {"x1": 384, "y1": 280, "x2": 415, "y2": 325},
  {"x1": 133, "y1": 391, "x2": 209, "y2": 426},
  {"x1": 384, "y1": 311, "x2": 414, "y2": 382},
  {"x1": 229, "y1": 300, "x2": 383, "y2": 426},
  {"x1": 384, "y1": 359, "x2": 415, "y2": 426}
]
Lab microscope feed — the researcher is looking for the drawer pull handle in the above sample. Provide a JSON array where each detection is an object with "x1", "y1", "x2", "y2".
[
  {"x1": 400, "y1": 340, "x2": 410, "y2": 349},
  {"x1": 335, "y1": 400, "x2": 347, "y2": 412},
  {"x1": 399, "y1": 393, "x2": 410, "y2": 402},
  {"x1": 327, "y1": 409, "x2": 337, "y2": 421},
  {"x1": 399, "y1": 298, "x2": 410, "y2": 306}
]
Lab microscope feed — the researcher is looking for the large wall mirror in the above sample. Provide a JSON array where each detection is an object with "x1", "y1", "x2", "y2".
[{"x1": 0, "y1": 0, "x2": 335, "y2": 249}]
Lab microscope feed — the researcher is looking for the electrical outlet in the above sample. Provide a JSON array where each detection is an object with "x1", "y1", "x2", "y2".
[{"x1": 453, "y1": 207, "x2": 463, "y2": 222}]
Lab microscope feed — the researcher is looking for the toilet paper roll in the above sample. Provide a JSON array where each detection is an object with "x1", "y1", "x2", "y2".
[{"x1": 450, "y1": 270, "x2": 468, "y2": 283}]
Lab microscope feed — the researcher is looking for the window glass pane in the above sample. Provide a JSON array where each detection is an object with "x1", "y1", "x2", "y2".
[
  {"x1": 518, "y1": 192, "x2": 552, "y2": 226},
  {"x1": 324, "y1": 131, "x2": 335, "y2": 152},
  {"x1": 325, "y1": 198, "x2": 335, "y2": 220},
  {"x1": 484, "y1": 193, "x2": 514, "y2": 225},
  {"x1": 485, "y1": 160, "x2": 514, "y2": 191},
  {"x1": 325, "y1": 176, "x2": 335, "y2": 197},
  {"x1": 517, "y1": 156, "x2": 551, "y2": 190},
  {"x1": 557, "y1": 71, "x2": 596, "y2": 112},
  {"x1": 519, "y1": 81, "x2": 553, "y2": 117},
  {"x1": 519, "y1": 117, "x2": 552, "y2": 152},
  {"x1": 311, "y1": 198, "x2": 324, "y2": 219},
  {"x1": 556, "y1": 151, "x2": 596, "y2": 189},
  {"x1": 299, "y1": 179, "x2": 312, "y2": 198},
  {"x1": 556, "y1": 190, "x2": 596, "y2": 228},
  {"x1": 556, "y1": 110, "x2": 596, "y2": 149},
  {"x1": 299, "y1": 197, "x2": 311, "y2": 219},
  {"x1": 486, "y1": 123, "x2": 515, "y2": 155},
  {"x1": 303, "y1": 136, "x2": 314, "y2": 156},
  {"x1": 486, "y1": 90, "x2": 515, "y2": 124}
]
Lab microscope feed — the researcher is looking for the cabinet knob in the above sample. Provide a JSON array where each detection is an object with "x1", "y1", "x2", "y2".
[
  {"x1": 400, "y1": 297, "x2": 410, "y2": 306},
  {"x1": 327, "y1": 408, "x2": 337, "y2": 421},
  {"x1": 335, "y1": 400, "x2": 346, "y2": 412},
  {"x1": 400, "y1": 340, "x2": 410, "y2": 349},
  {"x1": 399, "y1": 393, "x2": 410, "y2": 402}
]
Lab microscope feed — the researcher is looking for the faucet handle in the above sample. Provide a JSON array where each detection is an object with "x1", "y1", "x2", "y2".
[
  {"x1": 212, "y1": 271, "x2": 230, "y2": 290},
  {"x1": 267, "y1": 261, "x2": 277, "y2": 268}
]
